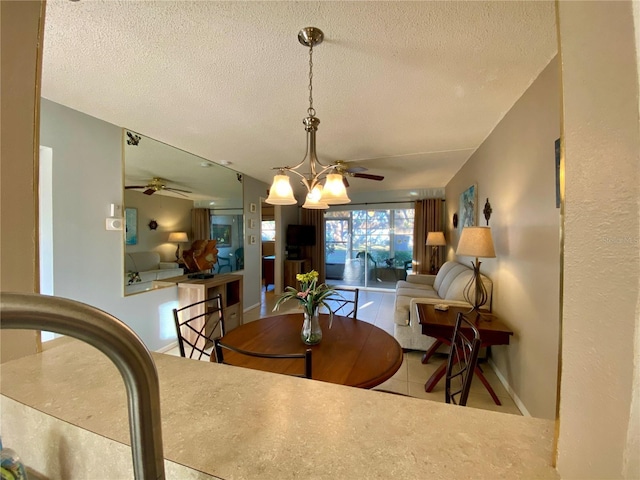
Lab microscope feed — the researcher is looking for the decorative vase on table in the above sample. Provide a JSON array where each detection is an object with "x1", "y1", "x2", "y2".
[
  {"x1": 273, "y1": 270, "x2": 335, "y2": 346},
  {"x1": 301, "y1": 310, "x2": 322, "y2": 345}
]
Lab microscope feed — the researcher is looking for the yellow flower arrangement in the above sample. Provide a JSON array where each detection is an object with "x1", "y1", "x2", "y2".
[{"x1": 273, "y1": 270, "x2": 336, "y2": 319}]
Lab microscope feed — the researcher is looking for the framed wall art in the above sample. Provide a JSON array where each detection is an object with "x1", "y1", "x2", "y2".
[
  {"x1": 458, "y1": 184, "x2": 477, "y2": 231},
  {"x1": 125, "y1": 207, "x2": 137, "y2": 245}
]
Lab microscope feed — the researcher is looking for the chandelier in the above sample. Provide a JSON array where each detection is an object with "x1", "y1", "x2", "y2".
[{"x1": 265, "y1": 27, "x2": 350, "y2": 209}]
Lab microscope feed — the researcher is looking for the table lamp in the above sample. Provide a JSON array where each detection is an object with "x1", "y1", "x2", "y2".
[
  {"x1": 168, "y1": 231, "x2": 189, "y2": 261},
  {"x1": 426, "y1": 231, "x2": 446, "y2": 274},
  {"x1": 455, "y1": 226, "x2": 495, "y2": 312}
]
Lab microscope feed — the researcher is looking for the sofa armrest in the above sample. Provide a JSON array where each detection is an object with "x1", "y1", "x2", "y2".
[
  {"x1": 158, "y1": 262, "x2": 179, "y2": 269},
  {"x1": 405, "y1": 274, "x2": 436, "y2": 286}
]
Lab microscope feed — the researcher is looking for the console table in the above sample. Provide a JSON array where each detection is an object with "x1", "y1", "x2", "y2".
[
  {"x1": 416, "y1": 304, "x2": 513, "y2": 405},
  {"x1": 171, "y1": 274, "x2": 243, "y2": 332}
]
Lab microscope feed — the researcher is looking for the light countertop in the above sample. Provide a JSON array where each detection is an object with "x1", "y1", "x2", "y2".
[{"x1": 0, "y1": 339, "x2": 559, "y2": 479}]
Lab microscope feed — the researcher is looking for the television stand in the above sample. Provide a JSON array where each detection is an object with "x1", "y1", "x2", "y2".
[{"x1": 286, "y1": 246, "x2": 302, "y2": 260}]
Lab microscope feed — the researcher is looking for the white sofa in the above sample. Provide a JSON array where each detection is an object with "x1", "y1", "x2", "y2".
[
  {"x1": 124, "y1": 251, "x2": 183, "y2": 294},
  {"x1": 393, "y1": 260, "x2": 493, "y2": 350}
]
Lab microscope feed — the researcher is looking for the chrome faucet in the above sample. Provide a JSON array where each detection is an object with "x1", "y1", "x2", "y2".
[{"x1": 1, "y1": 292, "x2": 165, "y2": 480}]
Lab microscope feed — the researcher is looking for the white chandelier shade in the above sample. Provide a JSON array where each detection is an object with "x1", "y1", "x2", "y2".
[{"x1": 265, "y1": 173, "x2": 297, "y2": 205}]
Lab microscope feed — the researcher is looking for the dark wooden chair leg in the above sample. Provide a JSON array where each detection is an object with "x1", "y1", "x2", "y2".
[
  {"x1": 473, "y1": 366, "x2": 502, "y2": 405},
  {"x1": 424, "y1": 362, "x2": 447, "y2": 392}
]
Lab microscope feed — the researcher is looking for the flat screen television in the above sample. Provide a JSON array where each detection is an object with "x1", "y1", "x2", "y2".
[{"x1": 286, "y1": 224, "x2": 316, "y2": 246}]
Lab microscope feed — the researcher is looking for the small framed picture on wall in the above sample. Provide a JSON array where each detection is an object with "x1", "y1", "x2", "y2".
[{"x1": 458, "y1": 184, "x2": 477, "y2": 231}]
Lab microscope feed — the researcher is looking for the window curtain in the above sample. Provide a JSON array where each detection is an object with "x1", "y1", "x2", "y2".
[
  {"x1": 413, "y1": 199, "x2": 444, "y2": 274},
  {"x1": 191, "y1": 208, "x2": 210, "y2": 243},
  {"x1": 301, "y1": 209, "x2": 326, "y2": 283}
]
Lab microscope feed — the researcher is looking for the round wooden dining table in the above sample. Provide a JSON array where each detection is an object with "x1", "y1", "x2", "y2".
[{"x1": 214, "y1": 313, "x2": 403, "y2": 389}]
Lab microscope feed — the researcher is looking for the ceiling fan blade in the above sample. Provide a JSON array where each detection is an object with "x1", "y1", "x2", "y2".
[
  {"x1": 166, "y1": 187, "x2": 192, "y2": 193},
  {"x1": 344, "y1": 165, "x2": 368, "y2": 174},
  {"x1": 342, "y1": 176, "x2": 350, "y2": 188},
  {"x1": 125, "y1": 185, "x2": 148, "y2": 189},
  {"x1": 143, "y1": 188, "x2": 156, "y2": 195},
  {"x1": 352, "y1": 173, "x2": 384, "y2": 181},
  {"x1": 166, "y1": 188, "x2": 190, "y2": 197}
]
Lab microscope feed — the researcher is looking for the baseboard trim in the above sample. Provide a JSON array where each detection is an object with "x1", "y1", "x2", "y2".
[
  {"x1": 244, "y1": 302, "x2": 260, "y2": 313},
  {"x1": 156, "y1": 341, "x2": 178, "y2": 354},
  {"x1": 488, "y1": 357, "x2": 531, "y2": 417}
]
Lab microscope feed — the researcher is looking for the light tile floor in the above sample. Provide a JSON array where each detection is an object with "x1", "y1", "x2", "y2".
[{"x1": 169, "y1": 287, "x2": 522, "y2": 416}]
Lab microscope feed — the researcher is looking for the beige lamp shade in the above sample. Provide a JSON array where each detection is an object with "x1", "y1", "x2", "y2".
[
  {"x1": 168, "y1": 232, "x2": 189, "y2": 243},
  {"x1": 456, "y1": 227, "x2": 496, "y2": 258},
  {"x1": 426, "y1": 231, "x2": 446, "y2": 246}
]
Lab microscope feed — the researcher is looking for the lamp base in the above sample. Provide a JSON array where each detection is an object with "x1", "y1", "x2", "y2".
[{"x1": 462, "y1": 259, "x2": 489, "y2": 313}]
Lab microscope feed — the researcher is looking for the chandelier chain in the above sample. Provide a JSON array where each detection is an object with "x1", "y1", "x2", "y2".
[{"x1": 307, "y1": 44, "x2": 315, "y2": 117}]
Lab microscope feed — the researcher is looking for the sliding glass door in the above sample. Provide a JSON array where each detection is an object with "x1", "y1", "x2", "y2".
[{"x1": 325, "y1": 207, "x2": 414, "y2": 289}]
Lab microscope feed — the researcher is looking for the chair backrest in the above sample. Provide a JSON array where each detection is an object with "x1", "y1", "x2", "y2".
[
  {"x1": 445, "y1": 312, "x2": 482, "y2": 406},
  {"x1": 235, "y1": 247, "x2": 244, "y2": 270},
  {"x1": 172, "y1": 294, "x2": 224, "y2": 360},
  {"x1": 322, "y1": 287, "x2": 359, "y2": 319},
  {"x1": 213, "y1": 338, "x2": 312, "y2": 379}
]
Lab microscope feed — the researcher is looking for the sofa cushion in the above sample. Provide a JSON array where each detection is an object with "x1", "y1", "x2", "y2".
[
  {"x1": 156, "y1": 268, "x2": 183, "y2": 280},
  {"x1": 394, "y1": 295, "x2": 412, "y2": 325},
  {"x1": 125, "y1": 252, "x2": 161, "y2": 272},
  {"x1": 443, "y1": 270, "x2": 474, "y2": 301},
  {"x1": 396, "y1": 286, "x2": 439, "y2": 299},
  {"x1": 396, "y1": 280, "x2": 433, "y2": 291},
  {"x1": 437, "y1": 263, "x2": 471, "y2": 299},
  {"x1": 433, "y1": 261, "x2": 461, "y2": 291}
]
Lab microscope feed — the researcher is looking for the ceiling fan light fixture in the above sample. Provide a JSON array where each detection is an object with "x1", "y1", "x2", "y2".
[
  {"x1": 322, "y1": 173, "x2": 351, "y2": 204},
  {"x1": 302, "y1": 185, "x2": 329, "y2": 209},
  {"x1": 266, "y1": 173, "x2": 297, "y2": 205}
]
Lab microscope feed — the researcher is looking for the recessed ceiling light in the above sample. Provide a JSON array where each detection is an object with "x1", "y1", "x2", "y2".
[
  {"x1": 200, "y1": 161, "x2": 212, "y2": 168},
  {"x1": 209, "y1": 201, "x2": 216, "y2": 206},
  {"x1": 220, "y1": 160, "x2": 232, "y2": 166},
  {"x1": 409, "y1": 191, "x2": 418, "y2": 196}
]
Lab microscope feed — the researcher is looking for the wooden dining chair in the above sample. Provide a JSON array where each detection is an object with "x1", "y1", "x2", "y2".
[
  {"x1": 172, "y1": 294, "x2": 225, "y2": 360},
  {"x1": 212, "y1": 338, "x2": 313, "y2": 379},
  {"x1": 322, "y1": 287, "x2": 359, "y2": 319},
  {"x1": 445, "y1": 312, "x2": 482, "y2": 406}
]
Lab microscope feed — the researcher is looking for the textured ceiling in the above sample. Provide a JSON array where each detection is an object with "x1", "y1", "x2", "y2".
[{"x1": 42, "y1": 0, "x2": 557, "y2": 201}]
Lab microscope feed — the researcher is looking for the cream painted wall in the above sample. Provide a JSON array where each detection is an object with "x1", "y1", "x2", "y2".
[
  {"x1": 39, "y1": 99, "x2": 182, "y2": 352},
  {"x1": 556, "y1": 2, "x2": 640, "y2": 478},
  {"x1": 0, "y1": 0, "x2": 44, "y2": 362},
  {"x1": 445, "y1": 58, "x2": 561, "y2": 419},
  {"x1": 124, "y1": 189, "x2": 192, "y2": 262},
  {"x1": 242, "y1": 175, "x2": 271, "y2": 308}
]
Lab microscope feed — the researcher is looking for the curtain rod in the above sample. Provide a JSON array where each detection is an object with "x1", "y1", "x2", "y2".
[{"x1": 333, "y1": 199, "x2": 445, "y2": 207}]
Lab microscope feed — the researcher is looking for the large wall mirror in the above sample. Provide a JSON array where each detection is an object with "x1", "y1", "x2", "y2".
[{"x1": 123, "y1": 130, "x2": 244, "y2": 295}]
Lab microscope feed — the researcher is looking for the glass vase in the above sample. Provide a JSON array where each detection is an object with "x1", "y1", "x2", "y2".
[{"x1": 301, "y1": 310, "x2": 322, "y2": 345}]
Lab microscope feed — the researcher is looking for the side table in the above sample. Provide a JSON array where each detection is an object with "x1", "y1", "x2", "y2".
[{"x1": 416, "y1": 304, "x2": 513, "y2": 405}]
